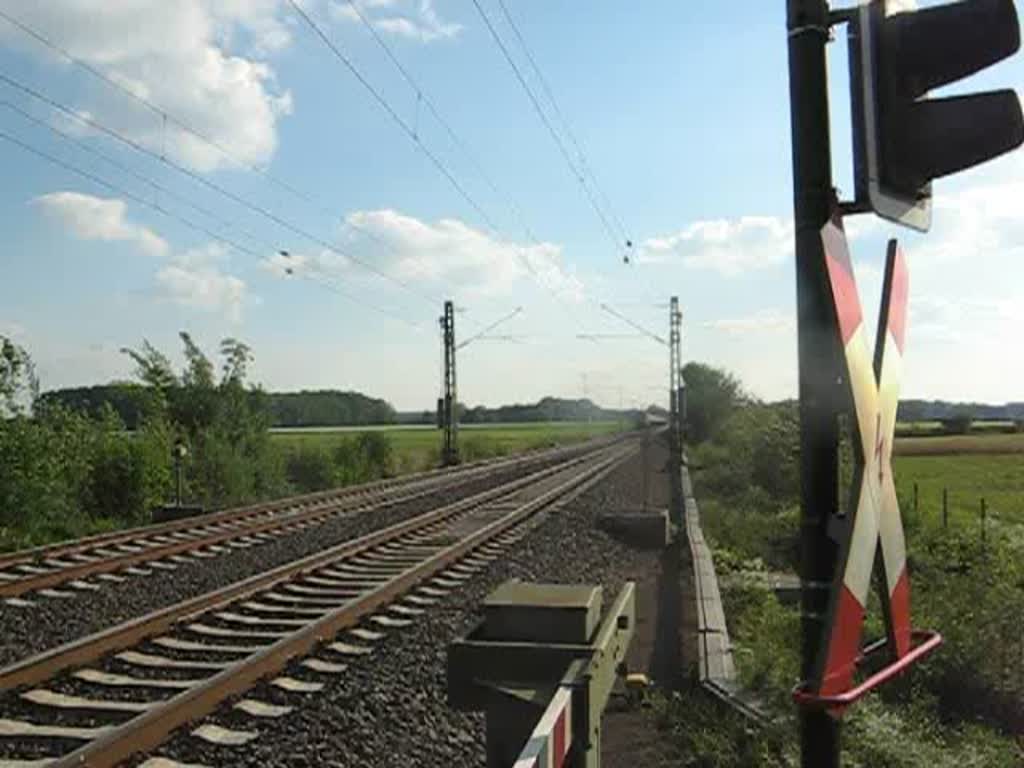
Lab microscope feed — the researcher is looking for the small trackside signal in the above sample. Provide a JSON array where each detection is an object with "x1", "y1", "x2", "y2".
[{"x1": 849, "y1": 0, "x2": 1024, "y2": 231}]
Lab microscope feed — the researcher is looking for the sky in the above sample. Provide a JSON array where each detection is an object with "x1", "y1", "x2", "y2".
[{"x1": 0, "y1": 0, "x2": 1022, "y2": 412}]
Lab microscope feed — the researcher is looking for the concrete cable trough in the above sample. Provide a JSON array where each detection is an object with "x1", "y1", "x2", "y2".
[{"x1": 0, "y1": 439, "x2": 637, "y2": 768}]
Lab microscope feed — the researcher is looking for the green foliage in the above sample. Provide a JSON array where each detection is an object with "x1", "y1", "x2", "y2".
[
  {"x1": 941, "y1": 410, "x2": 973, "y2": 435},
  {"x1": 282, "y1": 432, "x2": 396, "y2": 493},
  {"x1": 0, "y1": 335, "x2": 38, "y2": 416},
  {"x1": 694, "y1": 402, "x2": 799, "y2": 508},
  {"x1": 36, "y1": 383, "x2": 157, "y2": 429},
  {"x1": 0, "y1": 403, "x2": 173, "y2": 550},
  {"x1": 460, "y1": 396, "x2": 629, "y2": 424},
  {"x1": 723, "y1": 582, "x2": 800, "y2": 706},
  {"x1": 646, "y1": 684, "x2": 793, "y2": 767},
  {"x1": 681, "y1": 362, "x2": 744, "y2": 443},
  {"x1": 684, "y1": 362, "x2": 1022, "y2": 762}
]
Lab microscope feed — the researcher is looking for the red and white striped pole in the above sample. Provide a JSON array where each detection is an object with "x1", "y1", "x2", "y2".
[{"x1": 512, "y1": 687, "x2": 573, "y2": 768}]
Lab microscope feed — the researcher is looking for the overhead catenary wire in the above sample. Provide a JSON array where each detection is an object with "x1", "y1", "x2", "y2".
[
  {"x1": 286, "y1": 0, "x2": 588, "y2": 332},
  {"x1": 599, "y1": 303, "x2": 667, "y2": 346},
  {"x1": 282, "y1": 257, "x2": 427, "y2": 331},
  {"x1": 0, "y1": 127, "x2": 264, "y2": 261},
  {"x1": 1, "y1": 100, "x2": 250, "y2": 242},
  {"x1": 456, "y1": 306, "x2": 523, "y2": 350},
  {"x1": 340, "y1": 0, "x2": 551, "y2": 255},
  {"x1": 1, "y1": 5, "x2": 659, "y2": 349},
  {"x1": 492, "y1": 0, "x2": 632, "y2": 247},
  {"x1": 0, "y1": 70, "x2": 442, "y2": 309},
  {"x1": 468, "y1": 0, "x2": 624, "y2": 256},
  {"x1": 0, "y1": 6, "x2": 405, "y2": 261},
  {"x1": 0, "y1": 125, "x2": 427, "y2": 329},
  {"x1": 286, "y1": 0, "x2": 502, "y2": 236}
]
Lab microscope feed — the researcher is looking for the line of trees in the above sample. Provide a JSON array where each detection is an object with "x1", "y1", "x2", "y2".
[{"x1": 39, "y1": 385, "x2": 398, "y2": 430}]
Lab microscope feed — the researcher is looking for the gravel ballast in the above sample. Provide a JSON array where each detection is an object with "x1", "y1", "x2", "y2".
[
  {"x1": 0, "y1": 448, "x2": 596, "y2": 668},
  {"x1": 144, "y1": 437, "x2": 677, "y2": 768}
]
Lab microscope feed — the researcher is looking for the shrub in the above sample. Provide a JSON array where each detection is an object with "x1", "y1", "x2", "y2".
[{"x1": 285, "y1": 445, "x2": 336, "y2": 493}]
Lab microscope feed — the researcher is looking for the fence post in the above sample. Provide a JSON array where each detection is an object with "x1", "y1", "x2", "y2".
[
  {"x1": 943, "y1": 488, "x2": 948, "y2": 529},
  {"x1": 913, "y1": 482, "x2": 918, "y2": 513},
  {"x1": 981, "y1": 497, "x2": 987, "y2": 544}
]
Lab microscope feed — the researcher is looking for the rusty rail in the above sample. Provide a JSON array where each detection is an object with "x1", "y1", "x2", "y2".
[
  {"x1": 0, "y1": 445, "x2": 624, "y2": 692},
  {"x1": 0, "y1": 435, "x2": 611, "y2": 573},
  {"x1": 29, "y1": 442, "x2": 635, "y2": 768},
  {"x1": 0, "y1": 437, "x2": 621, "y2": 598}
]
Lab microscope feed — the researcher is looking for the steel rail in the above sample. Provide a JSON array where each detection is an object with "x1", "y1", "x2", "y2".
[
  {"x1": 0, "y1": 437, "x2": 599, "y2": 573},
  {"x1": 0, "y1": 444, "x2": 625, "y2": 692},
  {"x1": 0, "y1": 438, "x2": 619, "y2": 598},
  {"x1": 46, "y1": 442, "x2": 634, "y2": 768}
]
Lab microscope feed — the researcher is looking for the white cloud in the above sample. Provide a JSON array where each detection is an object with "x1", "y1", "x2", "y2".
[
  {"x1": 156, "y1": 244, "x2": 249, "y2": 322},
  {"x1": 702, "y1": 309, "x2": 795, "y2": 336},
  {"x1": 639, "y1": 216, "x2": 793, "y2": 276},
  {"x1": 272, "y1": 209, "x2": 583, "y2": 302},
  {"x1": 1, "y1": 1, "x2": 294, "y2": 172},
  {"x1": 330, "y1": 0, "x2": 462, "y2": 43},
  {"x1": 33, "y1": 191, "x2": 169, "y2": 256},
  {"x1": 0, "y1": 321, "x2": 26, "y2": 340},
  {"x1": 909, "y1": 180, "x2": 1024, "y2": 264}
]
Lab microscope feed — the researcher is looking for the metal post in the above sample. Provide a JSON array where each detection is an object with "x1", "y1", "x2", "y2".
[
  {"x1": 441, "y1": 300, "x2": 458, "y2": 466},
  {"x1": 669, "y1": 296, "x2": 681, "y2": 461},
  {"x1": 913, "y1": 482, "x2": 918, "y2": 513},
  {"x1": 981, "y1": 497, "x2": 987, "y2": 544},
  {"x1": 786, "y1": 1, "x2": 842, "y2": 765},
  {"x1": 943, "y1": 488, "x2": 948, "y2": 529},
  {"x1": 173, "y1": 438, "x2": 186, "y2": 508},
  {"x1": 174, "y1": 452, "x2": 183, "y2": 508},
  {"x1": 642, "y1": 428, "x2": 650, "y2": 514}
]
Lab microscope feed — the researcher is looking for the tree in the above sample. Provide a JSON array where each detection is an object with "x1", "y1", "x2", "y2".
[
  {"x1": 220, "y1": 338, "x2": 253, "y2": 388},
  {"x1": 682, "y1": 362, "x2": 744, "y2": 443},
  {"x1": 120, "y1": 341, "x2": 176, "y2": 392},
  {"x1": 0, "y1": 336, "x2": 38, "y2": 416}
]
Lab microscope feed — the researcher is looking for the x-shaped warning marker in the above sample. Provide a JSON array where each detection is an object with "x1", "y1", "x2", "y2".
[{"x1": 813, "y1": 219, "x2": 911, "y2": 698}]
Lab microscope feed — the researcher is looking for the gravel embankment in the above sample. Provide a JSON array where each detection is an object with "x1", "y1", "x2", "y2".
[
  {"x1": 148, "y1": 438, "x2": 674, "y2": 768},
  {"x1": 0, "y1": 450, "x2": 588, "y2": 668}
]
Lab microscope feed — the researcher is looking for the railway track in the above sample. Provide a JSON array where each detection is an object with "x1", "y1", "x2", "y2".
[
  {"x1": 0, "y1": 439, "x2": 615, "y2": 601},
  {"x1": 0, "y1": 438, "x2": 636, "y2": 768}
]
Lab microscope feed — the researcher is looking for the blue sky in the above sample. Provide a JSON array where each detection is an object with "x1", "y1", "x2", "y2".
[{"x1": 0, "y1": 0, "x2": 1021, "y2": 411}]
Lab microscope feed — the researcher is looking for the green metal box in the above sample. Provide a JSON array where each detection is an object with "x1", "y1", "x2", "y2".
[{"x1": 481, "y1": 581, "x2": 602, "y2": 645}]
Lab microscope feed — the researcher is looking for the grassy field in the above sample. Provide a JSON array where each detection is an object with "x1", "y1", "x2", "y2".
[
  {"x1": 893, "y1": 430, "x2": 1023, "y2": 529},
  {"x1": 270, "y1": 420, "x2": 625, "y2": 473},
  {"x1": 894, "y1": 432, "x2": 1024, "y2": 455},
  {"x1": 895, "y1": 452, "x2": 1024, "y2": 527}
]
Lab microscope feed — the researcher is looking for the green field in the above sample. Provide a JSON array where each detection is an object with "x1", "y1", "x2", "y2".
[
  {"x1": 270, "y1": 421, "x2": 625, "y2": 473},
  {"x1": 895, "y1": 452, "x2": 1024, "y2": 527},
  {"x1": 894, "y1": 432, "x2": 1024, "y2": 455}
]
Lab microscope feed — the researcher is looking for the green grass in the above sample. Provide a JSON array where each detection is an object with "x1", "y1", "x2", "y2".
[
  {"x1": 895, "y1": 452, "x2": 1024, "y2": 526},
  {"x1": 271, "y1": 421, "x2": 624, "y2": 474}
]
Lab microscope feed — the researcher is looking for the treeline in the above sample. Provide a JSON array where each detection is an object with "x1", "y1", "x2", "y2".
[
  {"x1": 461, "y1": 396, "x2": 633, "y2": 424},
  {"x1": 897, "y1": 399, "x2": 1024, "y2": 422},
  {"x1": 398, "y1": 397, "x2": 639, "y2": 425},
  {"x1": 0, "y1": 334, "x2": 399, "y2": 551},
  {"x1": 268, "y1": 391, "x2": 395, "y2": 427},
  {"x1": 41, "y1": 386, "x2": 398, "y2": 429}
]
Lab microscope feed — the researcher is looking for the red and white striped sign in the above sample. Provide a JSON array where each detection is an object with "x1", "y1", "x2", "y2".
[
  {"x1": 815, "y1": 221, "x2": 912, "y2": 700},
  {"x1": 513, "y1": 686, "x2": 573, "y2": 768}
]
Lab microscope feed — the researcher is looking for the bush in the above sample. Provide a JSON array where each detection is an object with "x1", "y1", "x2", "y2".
[
  {"x1": 941, "y1": 413, "x2": 972, "y2": 435},
  {"x1": 285, "y1": 445, "x2": 336, "y2": 493}
]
